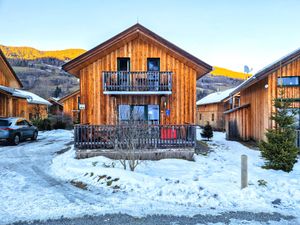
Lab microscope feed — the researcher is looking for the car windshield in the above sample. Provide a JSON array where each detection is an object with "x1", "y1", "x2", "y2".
[{"x1": 0, "y1": 120, "x2": 9, "y2": 126}]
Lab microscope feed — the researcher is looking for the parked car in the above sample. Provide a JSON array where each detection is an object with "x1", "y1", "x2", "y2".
[{"x1": 0, "y1": 117, "x2": 38, "y2": 145}]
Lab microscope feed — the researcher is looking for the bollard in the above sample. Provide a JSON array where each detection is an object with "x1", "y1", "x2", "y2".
[{"x1": 241, "y1": 154, "x2": 248, "y2": 189}]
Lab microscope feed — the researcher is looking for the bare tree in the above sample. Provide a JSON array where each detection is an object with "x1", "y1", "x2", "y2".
[{"x1": 113, "y1": 108, "x2": 155, "y2": 171}]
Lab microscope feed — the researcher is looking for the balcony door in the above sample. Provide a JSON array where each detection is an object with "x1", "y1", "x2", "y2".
[
  {"x1": 118, "y1": 104, "x2": 159, "y2": 124},
  {"x1": 117, "y1": 58, "x2": 130, "y2": 90},
  {"x1": 147, "y1": 58, "x2": 160, "y2": 91}
]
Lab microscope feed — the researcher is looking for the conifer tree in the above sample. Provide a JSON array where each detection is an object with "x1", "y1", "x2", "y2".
[
  {"x1": 259, "y1": 91, "x2": 298, "y2": 172},
  {"x1": 201, "y1": 122, "x2": 213, "y2": 141}
]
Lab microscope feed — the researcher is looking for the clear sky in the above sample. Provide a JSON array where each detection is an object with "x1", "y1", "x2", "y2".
[{"x1": 0, "y1": 0, "x2": 300, "y2": 72}]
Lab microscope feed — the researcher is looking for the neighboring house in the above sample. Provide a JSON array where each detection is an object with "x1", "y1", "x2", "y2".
[
  {"x1": 224, "y1": 48, "x2": 300, "y2": 146},
  {"x1": 62, "y1": 23, "x2": 212, "y2": 153},
  {"x1": 196, "y1": 88, "x2": 235, "y2": 131},
  {"x1": 0, "y1": 49, "x2": 51, "y2": 120},
  {"x1": 48, "y1": 97, "x2": 64, "y2": 116},
  {"x1": 58, "y1": 90, "x2": 80, "y2": 122}
]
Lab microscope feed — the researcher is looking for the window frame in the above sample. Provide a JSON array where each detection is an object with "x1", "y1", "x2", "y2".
[
  {"x1": 277, "y1": 76, "x2": 300, "y2": 87},
  {"x1": 147, "y1": 58, "x2": 160, "y2": 72}
]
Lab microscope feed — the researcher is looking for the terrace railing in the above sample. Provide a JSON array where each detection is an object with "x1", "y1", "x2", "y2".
[
  {"x1": 103, "y1": 71, "x2": 172, "y2": 94},
  {"x1": 74, "y1": 124, "x2": 196, "y2": 150}
]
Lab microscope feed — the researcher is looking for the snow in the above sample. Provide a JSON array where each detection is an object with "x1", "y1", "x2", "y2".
[
  {"x1": 0, "y1": 85, "x2": 51, "y2": 105},
  {"x1": 0, "y1": 129, "x2": 299, "y2": 224},
  {"x1": 196, "y1": 88, "x2": 236, "y2": 105},
  {"x1": 13, "y1": 89, "x2": 51, "y2": 105}
]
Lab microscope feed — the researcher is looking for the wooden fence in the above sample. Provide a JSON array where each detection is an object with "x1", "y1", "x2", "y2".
[{"x1": 74, "y1": 124, "x2": 196, "y2": 150}]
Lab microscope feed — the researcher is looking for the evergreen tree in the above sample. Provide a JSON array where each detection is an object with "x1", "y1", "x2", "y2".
[
  {"x1": 259, "y1": 91, "x2": 298, "y2": 172},
  {"x1": 201, "y1": 122, "x2": 213, "y2": 141},
  {"x1": 53, "y1": 86, "x2": 62, "y2": 98}
]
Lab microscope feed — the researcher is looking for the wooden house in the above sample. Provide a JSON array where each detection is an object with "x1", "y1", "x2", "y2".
[
  {"x1": 196, "y1": 88, "x2": 235, "y2": 131},
  {"x1": 58, "y1": 90, "x2": 80, "y2": 122},
  {"x1": 224, "y1": 48, "x2": 300, "y2": 147},
  {"x1": 62, "y1": 23, "x2": 212, "y2": 154},
  {"x1": 48, "y1": 97, "x2": 64, "y2": 116},
  {"x1": 0, "y1": 49, "x2": 51, "y2": 120}
]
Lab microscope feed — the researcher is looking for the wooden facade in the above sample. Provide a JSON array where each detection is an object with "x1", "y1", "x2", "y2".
[
  {"x1": 63, "y1": 24, "x2": 212, "y2": 127},
  {"x1": 225, "y1": 49, "x2": 300, "y2": 142},
  {"x1": 197, "y1": 103, "x2": 225, "y2": 131},
  {"x1": 0, "y1": 49, "x2": 50, "y2": 120},
  {"x1": 59, "y1": 90, "x2": 80, "y2": 122}
]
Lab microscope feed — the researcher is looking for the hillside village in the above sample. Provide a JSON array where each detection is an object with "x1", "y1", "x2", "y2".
[{"x1": 0, "y1": 16, "x2": 299, "y2": 225}]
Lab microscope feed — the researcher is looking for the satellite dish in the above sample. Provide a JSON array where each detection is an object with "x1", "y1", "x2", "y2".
[{"x1": 244, "y1": 65, "x2": 253, "y2": 74}]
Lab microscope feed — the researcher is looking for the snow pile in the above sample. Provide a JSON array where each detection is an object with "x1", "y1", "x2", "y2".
[{"x1": 51, "y1": 131, "x2": 300, "y2": 218}]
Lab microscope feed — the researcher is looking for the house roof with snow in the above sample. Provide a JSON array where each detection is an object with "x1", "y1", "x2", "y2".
[
  {"x1": 229, "y1": 47, "x2": 300, "y2": 96},
  {"x1": 0, "y1": 85, "x2": 51, "y2": 105},
  {"x1": 196, "y1": 88, "x2": 236, "y2": 106}
]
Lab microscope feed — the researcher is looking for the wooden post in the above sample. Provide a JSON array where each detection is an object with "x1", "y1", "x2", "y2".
[{"x1": 241, "y1": 154, "x2": 248, "y2": 189}]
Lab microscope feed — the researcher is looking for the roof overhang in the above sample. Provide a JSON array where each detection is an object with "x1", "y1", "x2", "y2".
[{"x1": 0, "y1": 49, "x2": 23, "y2": 88}]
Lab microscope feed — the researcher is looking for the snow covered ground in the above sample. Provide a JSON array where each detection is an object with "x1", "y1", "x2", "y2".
[{"x1": 0, "y1": 129, "x2": 299, "y2": 224}]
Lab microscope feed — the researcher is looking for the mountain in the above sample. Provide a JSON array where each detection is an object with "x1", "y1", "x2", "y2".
[
  {"x1": 0, "y1": 45, "x2": 86, "y2": 61},
  {"x1": 211, "y1": 66, "x2": 251, "y2": 80},
  {"x1": 0, "y1": 45, "x2": 245, "y2": 100}
]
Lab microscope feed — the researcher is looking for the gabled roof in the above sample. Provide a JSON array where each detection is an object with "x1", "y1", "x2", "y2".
[
  {"x1": 0, "y1": 49, "x2": 23, "y2": 88},
  {"x1": 0, "y1": 85, "x2": 51, "y2": 105},
  {"x1": 230, "y1": 47, "x2": 300, "y2": 96},
  {"x1": 62, "y1": 23, "x2": 212, "y2": 77},
  {"x1": 59, "y1": 89, "x2": 80, "y2": 103},
  {"x1": 196, "y1": 88, "x2": 236, "y2": 106}
]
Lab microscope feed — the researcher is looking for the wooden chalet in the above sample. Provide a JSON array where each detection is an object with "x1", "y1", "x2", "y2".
[
  {"x1": 58, "y1": 90, "x2": 80, "y2": 122},
  {"x1": 224, "y1": 48, "x2": 300, "y2": 148},
  {"x1": 62, "y1": 23, "x2": 212, "y2": 156},
  {"x1": 0, "y1": 49, "x2": 50, "y2": 120},
  {"x1": 196, "y1": 88, "x2": 235, "y2": 131}
]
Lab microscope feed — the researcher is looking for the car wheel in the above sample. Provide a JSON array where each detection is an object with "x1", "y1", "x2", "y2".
[
  {"x1": 31, "y1": 131, "x2": 38, "y2": 141},
  {"x1": 12, "y1": 134, "x2": 20, "y2": 145}
]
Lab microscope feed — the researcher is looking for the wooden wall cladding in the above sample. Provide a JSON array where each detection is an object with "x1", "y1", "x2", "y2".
[{"x1": 79, "y1": 36, "x2": 197, "y2": 125}]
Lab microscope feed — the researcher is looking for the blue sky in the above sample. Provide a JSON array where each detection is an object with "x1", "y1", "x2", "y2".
[{"x1": 0, "y1": 0, "x2": 300, "y2": 72}]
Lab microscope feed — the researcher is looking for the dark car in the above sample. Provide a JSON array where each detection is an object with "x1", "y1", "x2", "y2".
[{"x1": 0, "y1": 117, "x2": 38, "y2": 145}]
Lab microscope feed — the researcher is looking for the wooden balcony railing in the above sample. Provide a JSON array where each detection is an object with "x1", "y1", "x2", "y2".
[
  {"x1": 74, "y1": 124, "x2": 196, "y2": 150},
  {"x1": 103, "y1": 71, "x2": 172, "y2": 94}
]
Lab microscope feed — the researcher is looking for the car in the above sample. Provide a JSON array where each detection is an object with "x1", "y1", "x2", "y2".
[{"x1": 0, "y1": 117, "x2": 38, "y2": 145}]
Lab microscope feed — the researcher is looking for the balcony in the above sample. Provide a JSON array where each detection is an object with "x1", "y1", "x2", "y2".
[{"x1": 103, "y1": 71, "x2": 172, "y2": 95}]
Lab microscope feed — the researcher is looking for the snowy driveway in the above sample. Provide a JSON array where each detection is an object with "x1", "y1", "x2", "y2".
[
  {"x1": 0, "y1": 130, "x2": 299, "y2": 225},
  {"x1": 0, "y1": 130, "x2": 113, "y2": 224}
]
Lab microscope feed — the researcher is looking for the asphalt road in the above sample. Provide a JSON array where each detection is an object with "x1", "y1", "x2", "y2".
[{"x1": 7, "y1": 212, "x2": 297, "y2": 225}]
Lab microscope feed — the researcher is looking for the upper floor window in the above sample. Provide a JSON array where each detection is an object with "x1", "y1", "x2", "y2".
[
  {"x1": 117, "y1": 58, "x2": 130, "y2": 71},
  {"x1": 277, "y1": 76, "x2": 300, "y2": 86},
  {"x1": 147, "y1": 58, "x2": 160, "y2": 71},
  {"x1": 211, "y1": 113, "x2": 215, "y2": 122}
]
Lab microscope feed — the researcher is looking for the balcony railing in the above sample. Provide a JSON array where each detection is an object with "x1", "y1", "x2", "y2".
[
  {"x1": 74, "y1": 124, "x2": 196, "y2": 150},
  {"x1": 103, "y1": 71, "x2": 172, "y2": 94}
]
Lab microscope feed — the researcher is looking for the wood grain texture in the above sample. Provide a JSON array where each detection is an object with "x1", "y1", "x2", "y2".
[{"x1": 79, "y1": 36, "x2": 198, "y2": 125}]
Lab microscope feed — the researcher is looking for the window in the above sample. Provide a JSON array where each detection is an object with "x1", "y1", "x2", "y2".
[
  {"x1": 199, "y1": 113, "x2": 202, "y2": 121},
  {"x1": 16, "y1": 120, "x2": 26, "y2": 126},
  {"x1": 118, "y1": 105, "x2": 159, "y2": 124},
  {"x1": 288, "y1": 108, "x2": 300, "y2": 129},
  {"x1": 277, "y1": 76, "x2": 300, "y2": 86},
  {"x1": 0, "y1": 120, "x2": 9, "y2": 126},
  {"x1": 117, "y1": 58, "x2": 130, "y2": 71},
  {"x1": 148, "y1": 105, "x2": 160, "y2": 124},
  {"x1": 147, "y1": 58, "x2": 160, "y2": 71},
  {"x1": 211, "y1": 113, "x2": 215, "y2": 122}
]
